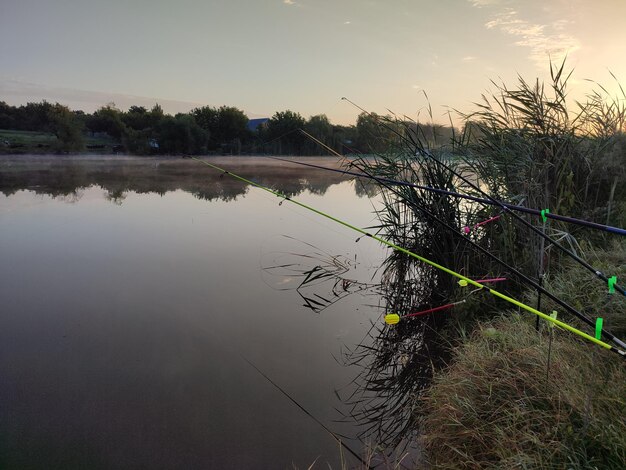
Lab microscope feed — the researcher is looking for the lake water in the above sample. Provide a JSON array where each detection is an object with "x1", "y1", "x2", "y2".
[{"x1": 0, "y1": 155, "x2": 388, "y2": 469}]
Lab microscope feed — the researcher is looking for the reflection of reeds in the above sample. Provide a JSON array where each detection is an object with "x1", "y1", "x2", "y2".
[
  {"x1": 336, "y1": 118, "x2": 485, "y2": 449},
  {"x1": 262, "y1": 236, "x2": 381, "y2": 314}
]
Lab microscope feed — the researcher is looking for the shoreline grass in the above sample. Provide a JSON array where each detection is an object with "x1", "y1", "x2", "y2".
[{"x1": 418, "y1": 241, "x2": 626, "y2": 469}]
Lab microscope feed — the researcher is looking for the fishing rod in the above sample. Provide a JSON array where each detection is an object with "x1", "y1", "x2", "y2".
[
  {"x1": 464, "y1": 215, "x2": 501, "y2": 234},
  {"x1": 385, "y1": 300, "x2": 467, "y2": 325},
  {"x1": 267, "y1": 136, "x2": 626, "y2": 237},
  {"x1": 386, "y1": 282, "x2": 490, "y2": 326},
  {"x1": 340, "y1": 98, "x2": 626, "y2": 299},
  {"x1": 189, "y1": 156, "x2": 626, "y2": 358},
  {"x1": 266, "y1": 147, "x2": 626, "y2": 349}
]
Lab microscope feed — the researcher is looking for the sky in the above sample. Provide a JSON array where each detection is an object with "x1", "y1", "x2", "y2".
[{"x1": 1, "y1": 0, "x2": 626, "y2": 126}]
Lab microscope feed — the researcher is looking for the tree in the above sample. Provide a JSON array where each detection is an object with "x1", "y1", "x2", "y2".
[
  {"x1": 148, "y1": 104, "x2": 165, "y2": 128},
  {"x1": 304, "y1": 114, "x2": 333, "y2": 155},
  {"x1": 86, "y1": 104, "x2": 127, "y2": 139},
  {"x1": 191, "y1": 106, "x2": 218, "y2": 135},
  {"x1": 214, "y1": 106, "x2": 249, "y2": 150},
  {"x1": 155, "y1": 114, "x2": 209, "y2": 155},
  {"x1": 406, "y1": 122, "x2": 456, "y2": 147},
  {"x1": 47, "y1": 103, "x2": 84, "y2": 152},
  {"x1": 122, "y1": 106, "x2": 152, "y2": 131},
  {"x1": 331, "y1": 124, "x2": 358, "y2": 155},
  {"x1": 265, "y1": 110, "x2": 306, "y2": 155},
  {"x1": 122, "y1": 128, "x2": 153, "y2": 155},
  {"x1": 16, "y1": 101, "x2": 54, "y2": 131},
  {"x1": 192, "y1": 105, "x2": 249, "y2": 152},
  {"x1": 355, "y1": 112, "x2": 401, "y2": 154},
  {"x1": 0, "y1": 101, "x2": 17, "y2": 129}
]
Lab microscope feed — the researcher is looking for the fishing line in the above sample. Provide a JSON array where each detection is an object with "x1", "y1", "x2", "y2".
[
  {"x1": 140, "y1": 280, "x2": 363, "y2": 465},
  {"x1": 266, "y1": 150, "x2": 626, "y2": 349},
  {"x1": 189, "y1": 157, "x2": 626, "y2": 358},
  {"x1": 227, "y1": 174, "x2": 385, "y2": 314},
  {"x1": 241, "y1": 355, "x2": 370, "y2": 467},
  {"x1": 243, "y1": 176, "x2": 364, "y2": 249},
  {"x1": 339, "y1": 99, "x2": 626, "y2": 297}
]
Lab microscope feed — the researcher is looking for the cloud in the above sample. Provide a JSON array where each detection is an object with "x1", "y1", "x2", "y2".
[
  {"x1": 0, "y1": 78, "x2": 210, "y2": 115},
  {"x1": 552, "y1": 19, "x2": 570, "y2": 31},
  {"x1": 344, "y1": 20, "x2": 351, "y2": 25},
  {"x1": 484, "y1": 9, "x2": 579, "y2": 66},
  {"x1": 462, "y1": 56, "x2": 477, "y2": 62},
  {"x1": 468, "y1": 0, "x2": 502, "y2": 7},
  {"x1": 283, "y1": 0, "x2": 296, "y2": 5}
]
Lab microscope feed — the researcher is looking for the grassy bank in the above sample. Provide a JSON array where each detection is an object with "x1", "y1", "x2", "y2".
[
  {"x1": 0, "y1": 129, "x2": 116, "y2": 154},
  {"x1": 418, "y1": 244, "x2": 626, "y2": 469}
]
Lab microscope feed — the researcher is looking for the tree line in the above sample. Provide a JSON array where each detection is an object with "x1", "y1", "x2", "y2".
[{"x1": 0, "y1": 100, "x2": 456, "y2": 155}]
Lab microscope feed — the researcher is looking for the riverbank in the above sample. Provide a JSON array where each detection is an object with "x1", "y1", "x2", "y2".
[
  {"x1": 418, "y1": 243, "x2": 626, "y2": 469},
  {"x1": 0, "y1": 129, "x2": 117, "y2": 154}
]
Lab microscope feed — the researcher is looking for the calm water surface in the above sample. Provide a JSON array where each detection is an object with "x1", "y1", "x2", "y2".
[{"x1": 0, "y1": 156, "x2": 386, "y2": 469}]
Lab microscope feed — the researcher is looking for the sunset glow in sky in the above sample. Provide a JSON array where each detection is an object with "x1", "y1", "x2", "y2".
[{"x1": 1, "y1": 0, "x2": 625, "y2": 125}]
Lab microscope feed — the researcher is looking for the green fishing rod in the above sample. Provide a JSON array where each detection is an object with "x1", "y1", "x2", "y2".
[
  {"x1": 267, "y1": 152, "x2": 626, "y2": 350},
  {"x1": 340, "y1": 98, "x2": 626, "y2": 300},
  {"x1": 189, "y1": 156, "x2": 626, "y2": 359}
]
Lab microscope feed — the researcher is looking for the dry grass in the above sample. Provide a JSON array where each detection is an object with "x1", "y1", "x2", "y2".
[
  {"x1": 538, "y1": 240, "x2": 626, "y2": 338},
  {"x1": 419, "y1": 312, "x2": 626, "y2": 469}
]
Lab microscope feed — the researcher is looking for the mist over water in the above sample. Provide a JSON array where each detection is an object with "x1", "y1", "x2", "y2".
[{"x1": 0, "y1": 156, "x2": 386, "y2": 469}]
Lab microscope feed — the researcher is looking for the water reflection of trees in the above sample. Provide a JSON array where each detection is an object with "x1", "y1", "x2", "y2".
[
  {"x1": 0, "y1": 155, "x2": 364, "y2": 202},
  {"x1": 353, "y1": 178, "x2": 379, "y2": 198}
]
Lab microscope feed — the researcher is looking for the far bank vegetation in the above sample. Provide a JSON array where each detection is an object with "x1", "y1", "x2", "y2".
[{"x1": 0, "y1": 100, "x2": 455, "y2": 156}]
